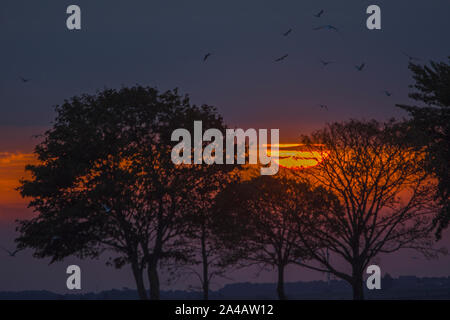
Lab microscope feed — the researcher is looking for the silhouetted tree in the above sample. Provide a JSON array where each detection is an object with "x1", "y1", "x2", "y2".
[
  {"x1": 295, "y1": 120, "x2": 444, "y2": 300},
  {"x1": 396, "y1": 57, "x2": 450, "y2": 238},
  {"x1": 214, "y1": 175, "x2": 333, "y2": 300},
  {"x1": 168, "y1": 163, "x2": 237, "y2": 300},
  {"x1": 16, "y1": 86, "x2": 227, "y2": 300},
  {"x1": 180, "y1": 193, "x2": 232, "y2": 299}
]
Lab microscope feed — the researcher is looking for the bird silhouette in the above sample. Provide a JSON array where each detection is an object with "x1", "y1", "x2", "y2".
[
  {"x1": 314, "y1": 25, "x2": 338, "y2": 32},
  {"x1": 274, "y1": 54, "x2": 289, "y2": 62},
  {"x1": 282, "y1": 28, "x2": 292, "y2": 36},
  {"x1": 203, "y1": 53, "x2": 212, "y2": 62},
  {"x1": 1, "y1": 246, "x2": 21, "y2": 257},
  {"x1": 318, "y1": 104, "x2": 328, "y2": 110},
  {"x1": 382, "y1": 90, "x2": 392, "y2": 97},
  {"x1": 102, "y1": 204, "x2": 112, "y2": 213},
  {"x1": 355, "y1": 63, "x2": 366, "y2": 71},
  {"x1": 401, "y1": 51, "x2": 421, "y2": 61},
  {"x1": 19, "y1": 76, "x2": 31, "y2": 83},
  {"x1": 314, "y1": 9, "x2": 324, "y2": 18},
  {"x1": 320, "y1": 59, "x2": 335, "y2": 66}
]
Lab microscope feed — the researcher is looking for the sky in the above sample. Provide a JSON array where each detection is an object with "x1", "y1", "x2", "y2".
[{"x1": 0, "y1": 0, "x2": 450, "y2": 293}]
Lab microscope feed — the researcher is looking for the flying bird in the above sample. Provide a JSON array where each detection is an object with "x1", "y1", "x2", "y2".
[
  {"x1": 19, "y1": 76, "x2": 31, "y2": 83},
  {"x1": 320, "y1": 59, "x2": 335, "y2": 66},
  {"x1": 314, "y1": 9, "x2": 324, "y2": 18},
  {"x1": 203, "y1": 53, "x2": 212, "y2": 62},
  {"x1": 355, "y1": 63, "x2": 366, "y2": 71},
  {"x1": 1, "y1": 246, "x2": 21, "y2": 257},
  {"x1": 313, "y1": 25, "x2": 338, "y2": 32},
  {"x1": 401, "y1": 51, "x2": 421, "y2": 61},
  {"x1": 282, "y1": 28, "x2": 292, "y2": 36},
  {"x1": 318, "y1": 104, "x2": 328, "y2": 110},
  {"x1": 382, "y1": 90, "x2": 393, "y2": 97},
  {"x1": 274, "y1": 54, "x2": 289, "y2": 62}
]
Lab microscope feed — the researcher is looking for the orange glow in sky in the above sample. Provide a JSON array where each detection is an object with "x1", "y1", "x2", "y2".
[
  {"x1": 267, "y1": 144, "x2": 329, "y2": 170},
  {"x1": 0, "y1": 144, "x2": 328, "y2": 221},
  {"x1": 0, "y1": 152, "x2": 37, "y2": 221}
]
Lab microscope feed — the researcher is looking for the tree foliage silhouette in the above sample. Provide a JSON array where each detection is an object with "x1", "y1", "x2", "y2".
[
  {"x1": 213, "y1": 175, "x2": 333, "y2": 300},
  {"x1": 16, "y1": 86, "x2": 228, "y2": 300},
  {"x1": 168, "y1": 155, "x2": 237, "y2": 300},
  {"x1": 397, "y1": 57, "x2": 450, "y2": 238}
]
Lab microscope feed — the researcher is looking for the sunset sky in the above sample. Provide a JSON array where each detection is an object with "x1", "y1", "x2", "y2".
[{"x1": 1, "y1": 0, "x2": 450, "y2": 292}]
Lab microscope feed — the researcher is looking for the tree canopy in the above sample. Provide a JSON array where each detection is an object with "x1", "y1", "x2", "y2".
[
  {"x1": 397, "y1": 57, "x2": 450, "y2": 237},
  {"x1": 213, "y1": 175, "x2": 337, "y2": 300},
  {"x1": 295, "y1": 119, "x2": 443, "y2": 299},
  {"x1": 16, "y1": 86, "x2": 228, "y2": 299}
]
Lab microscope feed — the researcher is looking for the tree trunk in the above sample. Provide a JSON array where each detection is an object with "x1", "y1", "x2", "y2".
[
  {"x1": 131, "y1": 261, "x2": 148, "y2": 300},
  {"x1": 351, "y1": 269, "x2": 364, "y2": 300},
  {"x1": 277, "y1": 264, "x2": 287, "y2": 300},
  {"x1": 201, "y1": 224, "x2": 209, "y2": 300},
  {"x1": 148, "y1": 259, "x2": 160, "y2": 300}
]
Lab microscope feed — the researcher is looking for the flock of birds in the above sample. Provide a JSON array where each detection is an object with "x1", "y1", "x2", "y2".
[
  {"x1": 16, "y1": 7, "x2": 424, "y2": 113},
  {"x1": 200, "y1": 8, "x2": 423, "y2": 111},
  {"x1": 201, "y1": 9, "x2": 340, "y2": 65}
]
